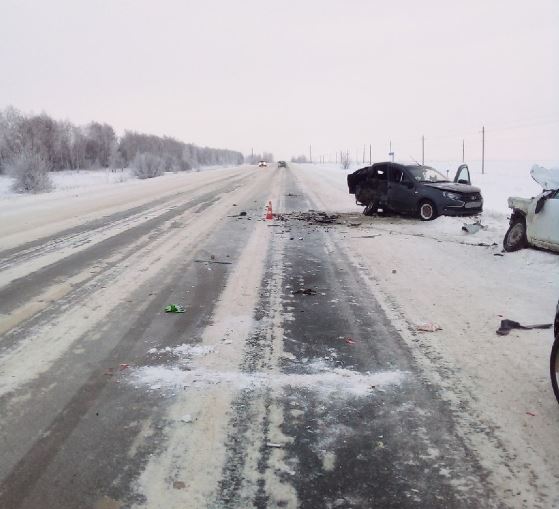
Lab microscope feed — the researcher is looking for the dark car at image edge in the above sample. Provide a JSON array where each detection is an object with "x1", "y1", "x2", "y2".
[{"x1": 347, "y1": 162, "x2": 483, "y2": 220}]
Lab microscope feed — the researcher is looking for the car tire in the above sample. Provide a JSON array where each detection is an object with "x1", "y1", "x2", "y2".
[
  {"x1": 418, "y1": 200, "x2": 437, "y2": 221},
  {"x1": 363, "y1": 201, "x2": 377, "y2": 216},
  {"x1": 503, "y1": 217, "x2": 527, "y2": 252},
  {"x1": 550, "y1": 333, "x2": 559, "y2": 405}
]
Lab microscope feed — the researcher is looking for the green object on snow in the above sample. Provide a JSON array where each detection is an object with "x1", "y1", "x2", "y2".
[{"x1": 164, "y1": 304, "x2": 185, "y2": 313}]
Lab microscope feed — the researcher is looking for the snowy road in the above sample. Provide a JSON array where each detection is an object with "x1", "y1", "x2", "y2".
[{"x1": 0, "y1": 164, "x2": 558, "y2": 508}]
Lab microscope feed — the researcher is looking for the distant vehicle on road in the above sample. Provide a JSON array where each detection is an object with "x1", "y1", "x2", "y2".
[
  {"x1": 258, "y1": 161, "x2": 268, "y2": 167},
  {"x1": 278, "y1": 161, "x2": 287, "y2": 168},
  {"x1": 347, "y1": 162, "x2": 483, "y2": 220},
  {"x1": 503, "y1": 166, "x2": 559, "y2": 253}
]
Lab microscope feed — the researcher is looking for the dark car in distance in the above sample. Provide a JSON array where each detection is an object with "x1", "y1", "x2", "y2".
[
  {"x1": 347, "y1": 162, "x2": 483, "y2": 220},
  {"x1": 278, "y1": 161, "x2": 287, "y2": 168}
]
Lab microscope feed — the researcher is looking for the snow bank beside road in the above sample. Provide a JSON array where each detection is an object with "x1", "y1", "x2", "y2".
[{"x1": 0, "y1": 165, "x2": 240, "y2": 199}]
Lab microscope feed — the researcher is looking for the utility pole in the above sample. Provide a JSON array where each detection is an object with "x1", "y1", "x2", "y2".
[
  {"x1": 462, "y1": 139, "x2": 465, "y2": 163},
  {"x1": 422, "y1": 135, "x2": 424, "y2": 165},
  {"x1": 369, "y1": 144, "x2": 372, "y2": 165},
  {"x1": 481, "y1": 126, "x2": 485, "y2": 174},
  {"x1": 309, "y1": 145, "x2": 312, "y2": 163},
  {"x1": 251, "y1": 147, "x2": 253, "y2": 163},
  {"x1": 389, "y1": 140, "x2": 394, "y2": 162},
  {"x1": 362, "y1": 145, "x2": 365, "y2": 164}
]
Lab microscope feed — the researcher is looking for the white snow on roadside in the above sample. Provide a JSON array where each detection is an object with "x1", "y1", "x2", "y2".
[{"x1": 0, "y1": 165, "x2": 240, "y2": 199}]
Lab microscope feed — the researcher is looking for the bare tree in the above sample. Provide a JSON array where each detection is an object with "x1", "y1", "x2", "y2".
[
  {"x1": 8, "y1": 149, "x2": 52, "y2": 193},
  {"x1": 131, "y1": 153, "x2": 164, "y2": 179}
]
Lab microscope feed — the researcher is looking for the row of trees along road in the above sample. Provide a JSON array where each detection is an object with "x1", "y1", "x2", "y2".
[{"x1": 0, "y1": 106, "x2": 245, "y2": 178}]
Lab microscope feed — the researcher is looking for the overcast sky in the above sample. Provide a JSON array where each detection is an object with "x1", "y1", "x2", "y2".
[{"x1": 1, "y1": 0, "x2": 558, "y2": 164}]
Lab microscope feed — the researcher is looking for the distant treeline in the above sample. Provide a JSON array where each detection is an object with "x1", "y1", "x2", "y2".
[
  {"x1": 246, "y1": 152, "x2": 275, "y2": 164},
  {"x1": 0, "y1": 106, "x2": 244, "y2": 174}
]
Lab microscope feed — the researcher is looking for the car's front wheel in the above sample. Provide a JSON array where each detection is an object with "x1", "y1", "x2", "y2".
[
  {"x1": 503, "y1": 217, "x2": 527, "y2": 252},
  {"x1": 418, "y1": 200, "x2": 437, "y2": 221}
]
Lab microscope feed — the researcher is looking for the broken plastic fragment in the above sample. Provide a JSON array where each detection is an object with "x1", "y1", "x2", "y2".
[
  {"x1": 164, "y1": 304, "x2": 186, "y2": 313},
  {"x1": 416, "y1": 322, "x2": 442, "y2": 332}
]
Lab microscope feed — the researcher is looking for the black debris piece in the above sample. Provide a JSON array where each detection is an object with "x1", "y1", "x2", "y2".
[
  {"x1": 292, "y1": 288, "x2": 317, "y2": 296},
  {"x1": 496, "y1": 319, "x2": 552, "y2": 336}
]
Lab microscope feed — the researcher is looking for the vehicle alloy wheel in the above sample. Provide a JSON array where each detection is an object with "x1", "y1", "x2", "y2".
[
  {"x1": 418, "y1": 200, "x2": 437, "y2": 221},
  {"x1": 503, "y1": 218, "x2": 527, "y2": 252}
]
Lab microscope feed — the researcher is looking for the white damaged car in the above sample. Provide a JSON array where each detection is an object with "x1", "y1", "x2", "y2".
[{"x1": 503, "y1": 165, "x2": 559, "y2": 253}]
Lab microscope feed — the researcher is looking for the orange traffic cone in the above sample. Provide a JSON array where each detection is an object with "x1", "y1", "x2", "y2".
[{"x1": 265, "y1": 201, "x2": 273, "y2": 220}]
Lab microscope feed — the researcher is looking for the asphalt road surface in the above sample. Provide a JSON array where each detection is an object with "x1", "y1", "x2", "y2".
[{"x1": 0, "y1": 164, "x2": 555, "y2": 508}]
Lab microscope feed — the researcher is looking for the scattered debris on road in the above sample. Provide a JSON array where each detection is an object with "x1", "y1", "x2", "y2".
[
  {"x1": 292, "y1": 288, "x2": 317, "y2": 295},
  {"x1": 462, "y1": 221, "x2": 488, "y2": 234},
  {"x1": 496, "y1": 319, "x2": 552, "y2": 336},
  {"x1": 276, "y1": 210, "x2": 341, "y2": 225},
  {"x1": 164, "y1": 304, "x2": 186, "y2": 313},
  {"x1": 194, "y1": 259, "x2": 233, "y2": 265},
  {"x1": 417, "y1": 322, "x2": 443, "y2": 332},
  {"x1": 344, "y1": 337, "x2": 356, "y2": 345},
  {"x1": 180, "y1": 414, "x2": 194, "y2": 423},
  {"x1": 266, "y1": 442, "x2": 284, "y2": 448}
]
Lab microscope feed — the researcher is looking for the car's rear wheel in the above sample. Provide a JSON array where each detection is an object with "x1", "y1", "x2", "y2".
[
  {"x1": 503, "y1": 217, "x2": 527, "y2": 252},
  {"x1": 418, "y1": 200, "x2": 437, "y2": 221},
  {"x1": 363, "y1": 201, "x2": 378, "y2": 216}
]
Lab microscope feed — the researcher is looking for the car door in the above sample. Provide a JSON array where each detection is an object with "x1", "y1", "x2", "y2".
[
  {"x1": 528, "y1": 190, "x2": 559, "y2": 248},
  {"x1": 387, "y1": 165, "x2": 416, "y2": 212},
  {"x1": 454, "y1": 164, "x2": 471, "y2": 185}
]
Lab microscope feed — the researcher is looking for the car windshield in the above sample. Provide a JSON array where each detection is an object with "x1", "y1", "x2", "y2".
[{"x1": 407, "y1": 165, "x2": 449, "y2": 183}]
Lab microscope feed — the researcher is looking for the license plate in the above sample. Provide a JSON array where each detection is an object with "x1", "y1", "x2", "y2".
[{"x1": 465, "y1": 201, "x2": 481, "y2": 208}]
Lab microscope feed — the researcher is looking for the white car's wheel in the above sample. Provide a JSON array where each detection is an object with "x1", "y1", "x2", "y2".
[{"x1": 503, "y1": 218, "x2": 527, "y2": 252}]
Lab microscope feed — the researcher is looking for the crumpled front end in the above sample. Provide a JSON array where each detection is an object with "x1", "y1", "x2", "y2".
[{"x1": 507, "y1": 196, "x2": 530, "y2": 214}]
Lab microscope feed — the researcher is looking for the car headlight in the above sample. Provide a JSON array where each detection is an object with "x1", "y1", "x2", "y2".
[{"x1": 443, "y1": 191, "x2": 463, "y2": 201}]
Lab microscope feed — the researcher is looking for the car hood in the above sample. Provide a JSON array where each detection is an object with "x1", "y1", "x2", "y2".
[
  {"x1": 531, "y1": 165, "x2": 559, "y2": 190},
  {"x1": 423, "y1": 182, "x2": 481, "y2": 194}
]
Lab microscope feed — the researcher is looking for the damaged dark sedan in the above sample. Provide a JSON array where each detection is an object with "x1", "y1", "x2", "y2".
[{"x1": 347, "y1": 162, "x2": 483, "y2": 220}]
